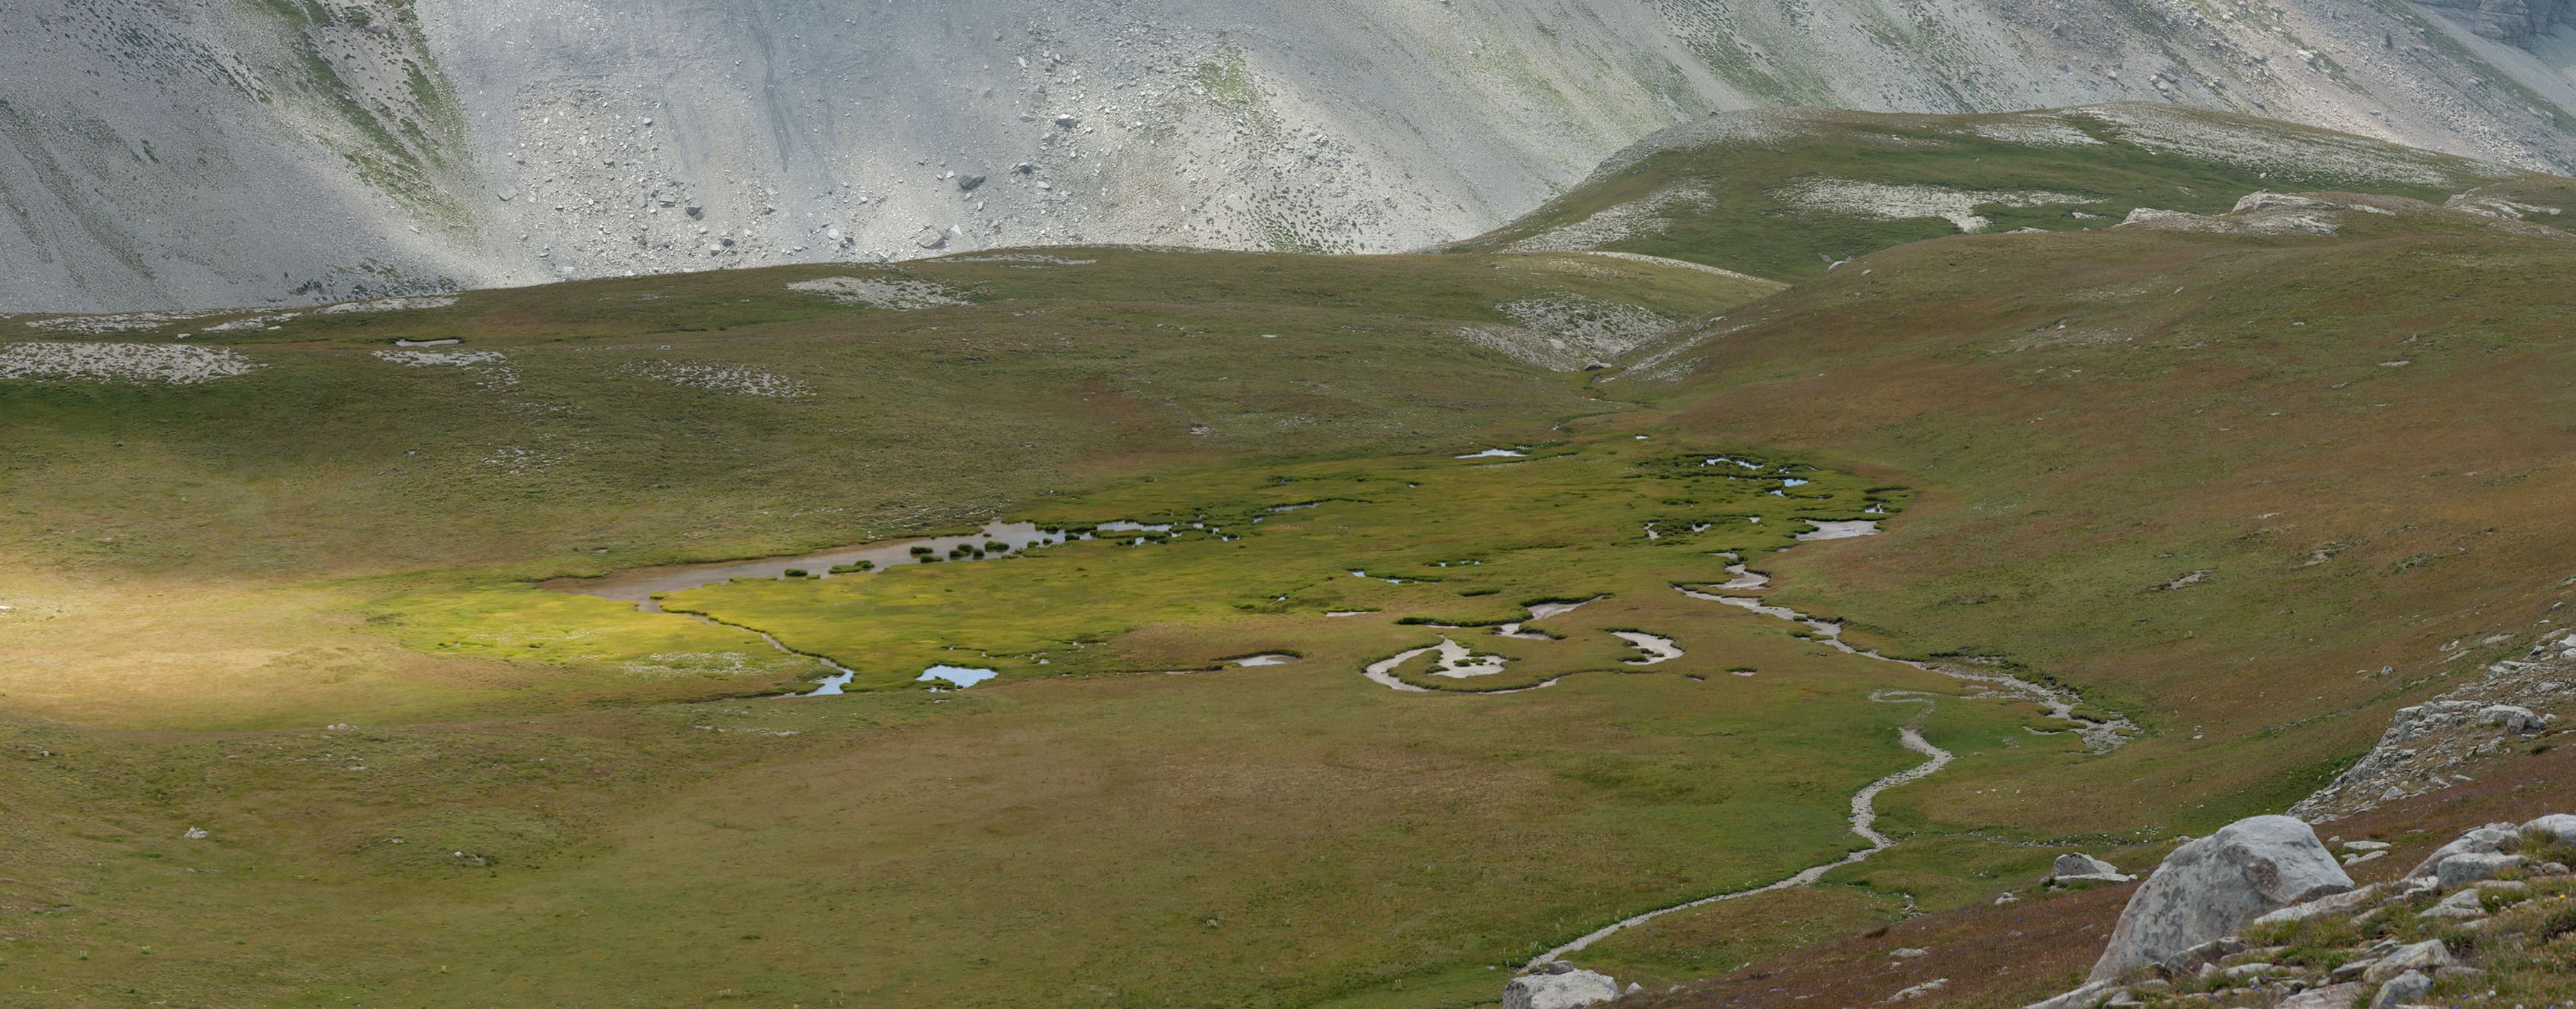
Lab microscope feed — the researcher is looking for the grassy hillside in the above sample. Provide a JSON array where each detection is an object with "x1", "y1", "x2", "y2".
[
  {"x1": 1, "y1": 247, "x2": 1926, "y2": 1008},
  {"x1": 9, "y1": 108, "x2": 2576, "y2": 1008},
  {"x1": 1559, "y1": 190, "x2": 2576, "y2": 995},
  {"x1": 1451, "y1": 104, "x2": 2576, "y2": 283}
]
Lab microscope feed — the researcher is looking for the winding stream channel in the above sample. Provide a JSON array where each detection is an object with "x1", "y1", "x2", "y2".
[
  {"x1": 1515, "y1": 543, "x2": 2135, "y2": 967},
  {"x1": 1529, "y1": 690, "x2": 1954, "y2": 967}
]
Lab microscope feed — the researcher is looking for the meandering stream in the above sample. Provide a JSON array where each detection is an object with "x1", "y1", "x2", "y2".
[
  {"x1": 1513, "y1": 540, "x2": 2135, "y2": 967},
  {"x1": 1528, "y1": 690, "x2": 1953, "y2": 967}
]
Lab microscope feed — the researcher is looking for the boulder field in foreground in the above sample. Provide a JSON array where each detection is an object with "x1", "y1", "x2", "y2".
[{"x1": 2030, "y1": 813, "x2": 2576, "y2": 1009}]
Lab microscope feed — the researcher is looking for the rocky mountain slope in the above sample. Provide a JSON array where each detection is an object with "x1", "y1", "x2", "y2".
[{"x1": 14, "y1": 0, "x2": 2576, "y2": 313}]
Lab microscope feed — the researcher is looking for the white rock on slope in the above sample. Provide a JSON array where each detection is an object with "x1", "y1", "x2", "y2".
[
  {"x1": 2087, "y1": 815, "x2": 2352, "y2": 981},
  {"x1": 2053, "y1": 852, "x2": 2123, "y2": 877},
  {"x1": 1502, "y1": 964, "x2": 1620, "y2": 1009}
]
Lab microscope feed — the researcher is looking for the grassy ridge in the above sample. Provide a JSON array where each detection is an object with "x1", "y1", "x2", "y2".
[
  {"x1": 1452, "y1": 104, "x2": 2576, "y2": 282},
  {"x1": 1544, "y1": 197, "x2": 2576, "y2": 960},
  {"x1": 4, "y1": 250, "x2": 1767, "y2": 580}
]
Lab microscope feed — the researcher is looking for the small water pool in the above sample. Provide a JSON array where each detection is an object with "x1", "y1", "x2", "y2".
[{"x1": 918, "y1": 665, "x2": 999, "y2": 688}]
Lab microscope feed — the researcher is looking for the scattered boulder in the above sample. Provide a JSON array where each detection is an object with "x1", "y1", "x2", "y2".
[
  {"x1": 2433, "y1": 851, "x2": 2522, "y2": 889},
  {"x1": 2118, "y1": 207, "x2": 2209, "y2": 229},
  {"x1": 2371, "y1": 969, "x2": 2433, "y2": 1008},
  {"x1": 2406, "y1": 822, "x2": 2520, "y2": 879},
  {"x1": 1502, "y1": 965, "x2": 1619, "y2": 1009},
  {"x1": 2524, "y1": 813, "x2": 2576, "y2": 843},
  {"x1": 2363, "y1": 940, "x2": 2451, "y2": 984},
  {"x1": 2233, "y1": 191, "x2": 2345, "y2": 213},
  {"x1": 2088, "y1": 815, "x2": 2351, "y2": 981},
  {"x1": 2478, "y1": 704, "x2": 2548, "y2": 734},
  {"x1": 2278, "y1": 983, "x2": 2365, "y2": 1008},
  {"x1": 957, "y1": 174, "x2": 988, "y2": 192},
  {"x1": 914, "y1": 227, "x2": 948, "y2": 250},
  {"x1": 2054, "y1": 853, "x2": 2121, "y2": 877},
  {"x1": 2418, "y1": 887, "x2": 2486, "y2": 920},
  {"x1": 2252, "y1": 882, "x2": 2384, "y2": 927},
  {"x1": 1885, "y1": 978, "x2": 1947, "y2": 1002},
  {"x1": 2023, "y1": 980, "x2": 2115, "y2": 1009}
]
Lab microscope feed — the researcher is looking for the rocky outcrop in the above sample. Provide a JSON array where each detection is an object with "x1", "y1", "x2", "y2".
[
  {"x1": 2418, "y1": 0, "x2": 2576, "y2": 46},
  {"x1": 2087, "y1": 816, "x2": 2352, "y2": 981},
  {"x1": 2031, "y1": 816, "x2": 2575, "y2": 1009},
  {"x1": 2292, "y1": 636, "x2": 2572, "y2": 820},
  {"x1": 1503, "y1": 963, "x2": 1620, "y2": 1009}
]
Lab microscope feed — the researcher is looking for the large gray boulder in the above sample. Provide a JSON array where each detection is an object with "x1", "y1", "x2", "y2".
[
  {"x1": 2088, "y1": 815, "x2": 2353, "y2": 981},
  {"x1": 1502, "y1": 966, "x2": 1620, "y2": 1009}
]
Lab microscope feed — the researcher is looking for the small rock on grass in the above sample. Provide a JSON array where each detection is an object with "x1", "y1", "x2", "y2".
[
  {"x1": 2053, "y1": 852, "x2": 2121, "y2": 876},
  {"x1": 2363, "y1": 940, "x2": 2451, "y2": 984},
  {"x1": 2433, "y1": 851, "x2": 2522, "y2": 889},
  {"x1": 1502, "y1": 966, "x2": 1617, "y2": 1009},
  {"x1": 2371, "y1": 969, "x2": 2432, "y2": 1008},
  {"x1": 2277, "y1": 982, "x2": 2365, "y2": 1008},
  {"x1": 2419, "y1": 887, "x2": 2486, "y2": 920}
]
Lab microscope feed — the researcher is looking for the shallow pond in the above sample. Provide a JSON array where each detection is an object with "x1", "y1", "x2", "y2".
[
  {"x1": 1796, "y1": 520, "x2": 1882, "y2": 541},
  {"x1": 918, "y1": 665, "x2": 999, "y2": 688},
  {"x1": 1612, "y1": 631, "x2": 1683, "y2": 665}
]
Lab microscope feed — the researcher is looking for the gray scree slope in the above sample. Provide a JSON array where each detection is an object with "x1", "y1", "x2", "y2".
[{"x1": 10, "y1": 0, "x2": 2576, "y2": 313}]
